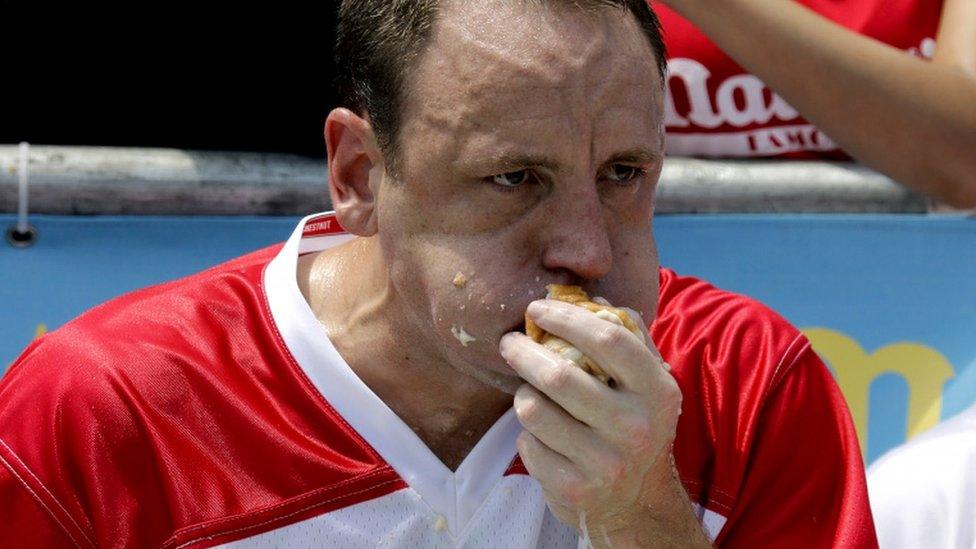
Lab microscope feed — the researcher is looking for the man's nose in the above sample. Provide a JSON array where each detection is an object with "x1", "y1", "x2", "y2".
[{"x1": 539, "y1": 186, "x2": 613, "y2": 281}]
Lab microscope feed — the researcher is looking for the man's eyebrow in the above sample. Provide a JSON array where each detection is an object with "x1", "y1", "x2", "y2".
[
  {"x1": 468, "y1": 149, "x2": 660, "y2": 173},
  {"x1": 604, "y1": 148, "x2": 662, "y2": 165},
  {"x1": 478, "y1": 153, "x2": 562, "y2": 172}
]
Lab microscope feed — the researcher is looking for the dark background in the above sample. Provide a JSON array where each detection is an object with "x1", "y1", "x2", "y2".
[{"x1": 2, "y1": 1, "x2": 340, "y2": 158}]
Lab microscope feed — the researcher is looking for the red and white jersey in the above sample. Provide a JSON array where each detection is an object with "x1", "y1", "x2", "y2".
[
  {"x1": 0, "y1": 212, "x2": 876, "y2": 547},
  {"x1": 655, "y1": 0, "x2": 943, "y2": 158}
]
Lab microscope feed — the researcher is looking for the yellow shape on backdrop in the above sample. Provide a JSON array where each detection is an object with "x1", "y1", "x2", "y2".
[
  {"x1": 803, "y1": 328, "x2": 955, "y2": 458},
  {"x1": 34, "y1": 323, "x2": 48, "y2": 339}
]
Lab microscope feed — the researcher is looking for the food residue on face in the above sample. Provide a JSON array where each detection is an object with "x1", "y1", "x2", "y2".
[
  {"x1": 452, "y1": 272, "x2": 468, "y2": 288},
  {"x1": 451, "y1": 325, "x2": 477, "y2": 346}
]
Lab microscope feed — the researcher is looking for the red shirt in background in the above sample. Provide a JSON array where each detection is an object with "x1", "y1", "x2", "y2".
[{"x1": 654, "y1": 0, "x2": 943, "y2": 158}]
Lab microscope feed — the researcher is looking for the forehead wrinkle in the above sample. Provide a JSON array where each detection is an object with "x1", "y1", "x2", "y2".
[
  {"x1": 491, "y1": 79, "x2": 660, "y2": 122},
  {"x1": 452, "y1": 119, "x2": 575, "y2": 173},
  {"x1": 405, "y1": 0, "x2": 661, "y2": 121},
  {"x1": 424, "y1": 0, "x2": 646, "y2": 106},
  {"x1": 444, "y1": 22, "x2": 659, "y2": 129},
  {"x1": 400, "y1": 0, "x2": 664, "y2": 177},
  {"x1": 438, "y1": 0, "x2": 609, "y2": 77}
]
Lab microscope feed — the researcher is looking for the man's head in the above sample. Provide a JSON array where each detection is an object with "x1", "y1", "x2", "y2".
[
  {"x1": 334, "y1": 0, "x2": 667, "y2": 172},
  {"x1": 326, "y1": 0, "x2": 666, "y2": 393}
]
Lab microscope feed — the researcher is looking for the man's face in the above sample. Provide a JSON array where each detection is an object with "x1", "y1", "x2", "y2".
[{"x1": 374, "y1": 0, "x2": 665, "y2": 393}]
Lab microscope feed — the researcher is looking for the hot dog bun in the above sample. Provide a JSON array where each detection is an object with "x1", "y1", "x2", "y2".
[{"x1": 524, "y1": 284, "x2": 643, "y2": 384}]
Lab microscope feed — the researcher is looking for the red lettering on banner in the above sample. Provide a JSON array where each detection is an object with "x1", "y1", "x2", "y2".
[
  {"x1": 713, "y1": 125, "x2": 839, "y2": 156},
  {"x1": 665, "y1": 58, "x2": 801, "y2": 130},
  {"x1": 665, "y1": 38, "x2": 933, "y2": 145},
  {"x1": 302, "y1": 214, "x2": 347, "y2": 238},
  {"x1": 785, "y1": 130, "x2": 806, "y2": 148},
  {"x1": 810, "y1": 130, "x2": 823, "y2": 148}
]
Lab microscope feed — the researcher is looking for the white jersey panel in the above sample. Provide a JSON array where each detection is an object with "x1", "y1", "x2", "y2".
[
  {"x1": 265, "y1": 213, "x2": 527, "y2": 536},
  {"x1": 868, "y1": 403, "x2": 976, "y2": 549},
  {"x1": 222, "y1": 476, "x2": 579, "y2": 548}
]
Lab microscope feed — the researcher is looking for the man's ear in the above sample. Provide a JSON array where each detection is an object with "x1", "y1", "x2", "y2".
[{"x1": 324, "y1": 108, "x2": 385, "y2": 236}]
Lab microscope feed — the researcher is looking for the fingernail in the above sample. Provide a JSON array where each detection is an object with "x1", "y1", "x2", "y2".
[
  {"x1": 499, "y1": 332, "x2": 517, "y2": 355},
  {"x1": 526, "y1": 300, "x2": 550, "y2": 318}
]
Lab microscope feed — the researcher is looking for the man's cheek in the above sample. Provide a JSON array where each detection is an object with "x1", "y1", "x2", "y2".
[{"x1": 615, "y1": 192, "x2": 656, "y2": 228}]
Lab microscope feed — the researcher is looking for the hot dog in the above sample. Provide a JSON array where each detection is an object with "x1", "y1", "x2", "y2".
[{"x1": 524, "y1": 284, "x2": 644, "y2": 385}]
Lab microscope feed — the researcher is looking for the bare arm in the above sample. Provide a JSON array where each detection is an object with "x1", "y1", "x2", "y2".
[{"x1": 663, "y1": 0, "x2": 976, "y2": 207}]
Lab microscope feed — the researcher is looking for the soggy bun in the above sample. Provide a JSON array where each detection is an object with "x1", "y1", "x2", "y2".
[{"x1": 524, "y1": 284, "x2": 643, "y2": 385}]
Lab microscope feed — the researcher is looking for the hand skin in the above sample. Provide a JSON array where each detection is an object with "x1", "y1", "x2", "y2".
[
  {"x1": 500, "y1": 299, "x2": 712, "y2": 548},
  {"x1": 659, "y1": 0, "x2": 976, "y2": 208}
]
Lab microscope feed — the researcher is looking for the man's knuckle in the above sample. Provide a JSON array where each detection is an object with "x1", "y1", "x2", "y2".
[
  {"x1": 542, "y1": 364, "x2": 572, "y2": 390},
  {"x1": 516, "y1": 430, "x2": 536, "y2": 456},
  {"x1": 619, "y1": 417, "x2": 655, "y2": 450},
  {"x1": 602, "y1": 454, "x2": 628, "y2": 485},
  {"x1": 661, "y1": 379, "x2": 683, "y2": 413},
  {"x1": 561, "y1": 476, "x2": 586, "y2": 507},
  {"x1": 596, "y1": 325, "x2": 626, "y2": 348},
  {"x1": 516, "y1": 397, "x2": 543, "y2": 426}
]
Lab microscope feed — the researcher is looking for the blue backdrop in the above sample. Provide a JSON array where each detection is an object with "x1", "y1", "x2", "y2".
[{"x1": 2, "y1": 213, "x2": 973, "y2": 463}]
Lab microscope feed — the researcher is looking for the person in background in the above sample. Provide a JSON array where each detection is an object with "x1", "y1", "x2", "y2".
[
  {"x1": 867, "y1": 402, "x2": 976, "y2": 548},
  {"x1": 656, "y1": 1, "x2": 976, "y2": 543},
  {"x1": 654, "y1": 0, "x2": 976, "y2": 208}
]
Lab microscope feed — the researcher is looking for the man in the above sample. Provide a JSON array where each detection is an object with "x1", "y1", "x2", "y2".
[{"x1": 0, "y1": 0, "x2": 876, "y2": 546}]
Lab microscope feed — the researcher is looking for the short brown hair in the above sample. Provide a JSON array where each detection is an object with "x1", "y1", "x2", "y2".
[{"x1": 335, "y1": 0, "x2": 667, "y2": 171}]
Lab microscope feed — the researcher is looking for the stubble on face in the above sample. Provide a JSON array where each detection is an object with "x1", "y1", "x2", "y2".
[{"x1": 373, "y1": 0, "x2": 666, "y2": 394}]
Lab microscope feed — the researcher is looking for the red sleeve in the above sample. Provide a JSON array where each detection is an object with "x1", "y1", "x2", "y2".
[
  {"x1": 0, "y1": 339, "x2": 98, "y2": 547},
  {"x1": 0, "y1": 257, "x2": 394, "y2": 548},
  {"x1": 0, "y1": 333, "x2": 172, "y2": 548},
  {"x1": 655, "y1": 269, "x2": 876, "y2": 547},
  {"x1": 716, "y1": 347, "x2": 877, "y2": 548},
  {"x1": 0, "y1": 442, "x2": 91, "y2": 547}
]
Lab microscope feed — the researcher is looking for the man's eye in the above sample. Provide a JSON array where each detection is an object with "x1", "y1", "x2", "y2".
[
  {"x1": 491, "y1": 170, "x2": 530, "y2": 188},
  {"x1": 604, "y1": 164, "x2": 645, "y2": 184}
]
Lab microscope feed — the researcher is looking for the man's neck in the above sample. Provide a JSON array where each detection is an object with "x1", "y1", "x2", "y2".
[{"x1": 298, "y1": 237, "x2": 513, "y2": 471}]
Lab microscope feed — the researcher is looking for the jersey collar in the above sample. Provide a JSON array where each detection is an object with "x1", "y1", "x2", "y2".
[{"x1": 263, "y1": 212, "x2": 524, "y2": 537}]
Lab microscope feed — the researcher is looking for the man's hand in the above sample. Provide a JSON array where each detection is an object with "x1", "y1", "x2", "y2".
[{"x1": 500, "y1": 299, "x2": 711, "y2": 548}]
